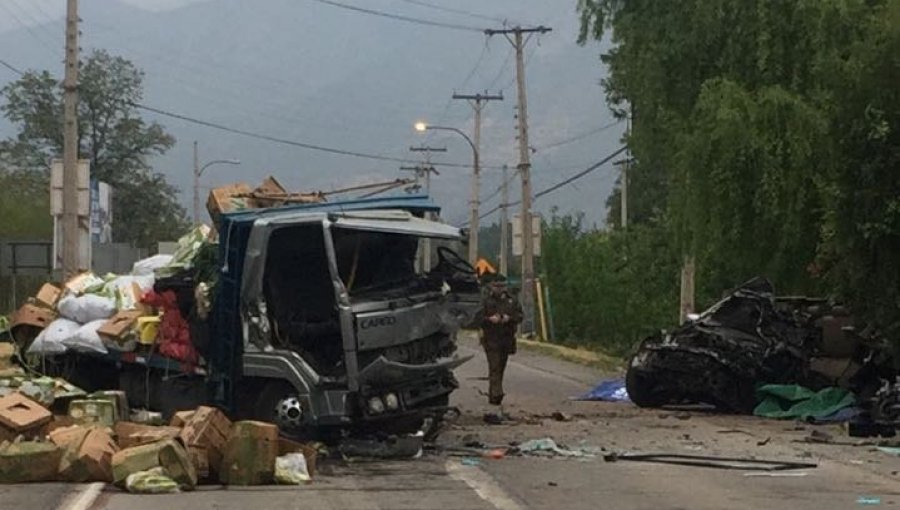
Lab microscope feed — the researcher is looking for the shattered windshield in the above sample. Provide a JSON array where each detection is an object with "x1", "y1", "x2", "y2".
[{"x1": 331, "y1": 228, "x2": 424, "y2": 295}]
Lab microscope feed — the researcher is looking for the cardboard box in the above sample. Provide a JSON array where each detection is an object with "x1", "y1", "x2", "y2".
[
  {"x1": 98, "y1": 310, "x2": 143, "y2": 340},
  {"x1": 68, "y1": 399, "x2": 117, "y2": 427},
  {"x1": 0, "y1": 393, "x2": 52, "y2": 432},
  {"x1": 89, "y1": 391, "x2": 129, "y2": 422},
  {"x1": 51, "y1": 425, "x2": 119, "y2": 482},
  {"x1": 278, "y1": 437, "x2": 318, "y2": 477},
  {"x1": 9, "y1": 304, "x2": 56, "y2": 331},
  {"x1": 111, "y1": 439, "x2": 197, "y2": 489},
  {"x1": 187, "y1": 445, "x2": 211, "y2": 480},
  {"x1": 119, "y1": 426, "x2": 181, "y2": 449},
  {"x1": 169, "y1": 410, "x2": 196, "y2": 428},
  {"x1": 0, "y1": 441, "x2": 63, "y2": 483},
  {"x1": 35, "y1": 284, "x2": 62, "y2": 309},
  {"x1": 220, "y1": 421, "x2": 278, "y2": 486},
  {"x1": 179, "y1": 406, "x2": 231, "y2": 474},
  {"x1": 207, "y1": 183, "x2": 253, "y2": 224}
]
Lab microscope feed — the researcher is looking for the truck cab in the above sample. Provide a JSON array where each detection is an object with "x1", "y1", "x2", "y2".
[{"x1": 211, "y1": 196, "x2": 481, "y2": 434}]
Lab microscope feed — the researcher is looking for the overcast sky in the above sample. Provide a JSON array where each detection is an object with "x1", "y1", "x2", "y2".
[{"x1": 0, "y1": 0, "x2": 622, "y2": 228}]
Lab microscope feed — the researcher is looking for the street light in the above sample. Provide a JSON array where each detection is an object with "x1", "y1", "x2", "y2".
[
  {"x1": 414, "y1": 121, "x2": 480, "y2": 265},
  {"x1": 193, "y1": 140, "x2": 240, "y2": 225}
]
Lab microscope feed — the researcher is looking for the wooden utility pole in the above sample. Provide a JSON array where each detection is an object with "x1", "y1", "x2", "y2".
[
  {"x1": 621, "y1": 160, "x2": 628, "y2": 229},
  {"x1": 452, "y1": 92, "x2": 503, "y2": 265},
  {"x1": 61, "y1": 0, "x2": 80, "y2": 278},
  {"x1": 485, "y1": 26, "x2": 551, "y2": 335},
  {"x1": 499, "y1": 164, "x2": 510, "y2": 276}
]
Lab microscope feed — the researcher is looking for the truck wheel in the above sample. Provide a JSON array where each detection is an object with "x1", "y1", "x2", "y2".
[{"x1": 255, "y1": 381, "x2": 304, "y2": 429}]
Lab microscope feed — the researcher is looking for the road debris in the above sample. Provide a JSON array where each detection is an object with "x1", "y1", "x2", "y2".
[
  {"x1": 514, "y1": 438, "x2": 593, "y2": 458},
  {"x1": 602, "y1": 452, "x2": 818, "y2": 471},
  {"x1": 274, "y1": 453, "x2": 311, "y2": 484},
  {"x1": 575, "y1": 377, "x2": 630, "y2": 402},
  {"x1": 857, "y1": 496, "x2": 882, "y2": 505}
]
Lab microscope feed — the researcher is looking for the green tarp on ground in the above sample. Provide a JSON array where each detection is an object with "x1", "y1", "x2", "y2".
[{"x1": 753, "y1": 384, "x2": 855, "y2": 420}]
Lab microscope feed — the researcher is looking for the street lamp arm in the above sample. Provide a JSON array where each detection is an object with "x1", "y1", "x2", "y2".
[
  {"x1": 198, "y1": 159, "x2": 241, "y2": 176},
  {"x1": 426, "y1": 126, "x2": 477, "y2": 156}
]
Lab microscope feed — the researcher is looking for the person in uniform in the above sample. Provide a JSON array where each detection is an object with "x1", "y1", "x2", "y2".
[{"x1": 478, "y1": 276, "x2": 523, "y2": 408}]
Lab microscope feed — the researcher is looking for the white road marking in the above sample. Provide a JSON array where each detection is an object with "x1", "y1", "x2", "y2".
[
  {"x1": 446, "y1": 460, "x2": 524, "y2": 510},
  {"x1": 57, "y1": 482, "x2": 104, "y2": 510}
]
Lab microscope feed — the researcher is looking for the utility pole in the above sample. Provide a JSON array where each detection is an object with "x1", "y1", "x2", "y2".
[
  {"x1": 452, "y1": 92, "x2": 503, "y2": 265},
  {"x1": 193, "y1": 141, "x2": 200, "y2": 224},
  {"x1": 499, "y1": 164, "x2": 511, "y2": 276},
  {"x1": 407, "y1": 146, "x2": 445, "y2": 270},
  {"x1": 613, "y1": 158, "x2": 631, "y2": 229},
  {"x1": 680, "y1": 255, "x2": 696, "y2": 323},
  {"x1": 486, "y1": 25, "x2": 551, "y2": 335},
  {"x1": 61, "y1": 0, "x2": 80, "y2": 278}
]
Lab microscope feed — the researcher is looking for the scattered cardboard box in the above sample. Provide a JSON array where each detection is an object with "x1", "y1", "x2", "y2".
[
  {"x1": 220, "y1": 420, "x2": 278, "y2": 486},
  {"x1": 89, "y1": 391, "x2": 129, "y2": 422},
  {"x1": 119, "y1": 425, "x2": 181, "y2": 450},
  {"x1": 111, "y1": 439, "x2": 197, "y2": 489},
  {"x1": 35, "y1": 284, "x2": 62, "y2": 309},
  {"x1": 51, "y1": 425, "x2": 119, "y2": 482},
  {"x1": 68, "y1": 399, "x2": 117, "y2": 427},
  {"x1": 0, "y1": 441, "x2": 63, "y2": 483},
  {"x1": 169, "y1": 410, "x2": 196, "y2": 428},
  {"x1": 0, "y1": 393, "x2": 52, "y2": 432},
  {"x1": 179, "y1": 406, "x2": 231, "y2": 477}
]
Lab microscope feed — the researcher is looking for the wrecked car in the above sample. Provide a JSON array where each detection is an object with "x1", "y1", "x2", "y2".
[{"x1": 626, "y1": 278, "x2": 851, "y2": 412}]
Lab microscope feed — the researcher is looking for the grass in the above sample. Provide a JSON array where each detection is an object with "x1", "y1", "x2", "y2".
[{"x1": 516, "y1": 337, "x2": 626, "y2": 373}]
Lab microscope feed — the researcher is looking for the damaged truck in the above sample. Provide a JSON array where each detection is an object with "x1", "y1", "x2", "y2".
[
  {"x1": 26, "y1": 196, "x2": 482, "y2": 437},
  {"x1": 626, "y1": 277, "x2": 898, "y2": 414}
]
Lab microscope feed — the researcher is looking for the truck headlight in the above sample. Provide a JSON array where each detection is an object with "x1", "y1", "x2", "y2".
[
  {"x1": 384, "y1": 393, "x2": 400, "y2": 410},
  {"x1": 368, "y1": 397, "x2": 385, "y2": 414}
]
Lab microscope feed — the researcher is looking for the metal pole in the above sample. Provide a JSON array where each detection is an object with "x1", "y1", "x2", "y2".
[
  {"x1": 61, "y1": 0, "x2": 79, "y2": 278},
  {"x1": 499, "y1": 165, "x2": 509, "y2": 276},
  {"x1": 193, "y1": 140, "x2": 200, "y2": 225}
]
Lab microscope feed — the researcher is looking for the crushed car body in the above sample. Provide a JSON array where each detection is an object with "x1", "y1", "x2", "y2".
[{"x1": 625, "y1": 277, "x2": 896, "y2": 413}]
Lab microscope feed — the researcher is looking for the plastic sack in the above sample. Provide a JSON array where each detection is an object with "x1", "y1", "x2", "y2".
[
  {"x1": 27, "y1": 318, "x2": 79, "y2": 355},
  {"x1": 125, "y1": 467, "x2": 180, "y2": 494},
  {"x1": 57, "y1": 294, "x2": 116, "y2": 324},
  {"x1": 102, "y1": 275, "x2": 155, "y2": 311},
  {"x1": 274, "y1": 453, "x2": 310, "y2": 484},
  {"x1": 62, "y1": 319, "x2": 108, "y2": 354},
  {"x1": 132, "y1": 255, "x2": 174, "y2": 276}
]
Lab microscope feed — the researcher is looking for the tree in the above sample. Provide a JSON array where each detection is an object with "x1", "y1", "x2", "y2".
[
  {"x1": 576, "y1": 0, "x2": 900, "y2": 341},
  {"x1": 1, "y1": 49, "x2": 188, "y2": 248}
]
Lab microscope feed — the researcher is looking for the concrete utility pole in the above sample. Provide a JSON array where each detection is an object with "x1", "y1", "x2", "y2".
[
  {"x1": 406, "y1": 146, "x2": 445, "y2": 270},
  {"x1": 485, "y1": 25, "x2": 551, "y2": 335},
  {"x1": 61, "y1": 0, "x2": 80, "y2": 278},
  {"x1": 452, "y1": 92, "x2": 503, "y2": 265},
  {"x1": 499, "y1": 164, "x2": 511, "y2": 276},
  {"x1": 680, "y1": 255, "x2": 696, "y2": 323}
]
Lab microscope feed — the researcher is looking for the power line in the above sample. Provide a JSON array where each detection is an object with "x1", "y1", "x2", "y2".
[
  {"x1": 134, "y1": 103, "x2": 502, "y2": 170},
  {"x1": 309, "y1": 0, "x2": 485, "y2": 32},
  {"x1": 458, "y1": 146, "x2": 627, "y2": 226},
  {"x1": 537, "y1": 119, "x2": 624, "y2": 151},
  {"x1": 0, "y1": 1, "x2": 61, "y2": 58},
  {"x1": 534, "y1": 146, "x2": 627, "y2": 199},
  {"x1": 394, "y1": 0, "x2": 513, "y2": 24},
  {"x1": 0, "y1": 57, "x2": 24, "y2": 75}
]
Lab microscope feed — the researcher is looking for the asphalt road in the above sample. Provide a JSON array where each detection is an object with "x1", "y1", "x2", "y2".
[{"x1": 3, "y1": 335, "x2": 899, "y2": 510}]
